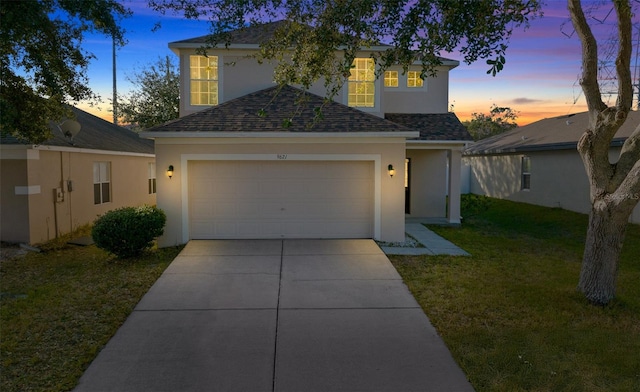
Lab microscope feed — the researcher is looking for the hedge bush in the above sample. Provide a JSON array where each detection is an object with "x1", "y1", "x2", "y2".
[{"x1": 92, "y1": 205, "x2": 166, "y2": 258}]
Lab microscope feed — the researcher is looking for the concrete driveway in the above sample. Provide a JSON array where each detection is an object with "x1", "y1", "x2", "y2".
[{"x1": 74, "y1": 239, "x2": 473, "y2": 391}]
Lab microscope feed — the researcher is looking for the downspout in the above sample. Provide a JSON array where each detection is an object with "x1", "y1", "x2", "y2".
[{"x1": 68, "y1": 152, "x2": 73, "y2": 232}]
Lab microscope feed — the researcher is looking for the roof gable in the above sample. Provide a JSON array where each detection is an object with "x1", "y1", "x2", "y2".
[
  {"x1": 1, "y1": 107, "x2": 154, "y2": 154},
  {"x1": 170, "y1": 21, "x2": 292, "y2": 47},
  {"x1": 465, "y1": 111, "x2": 639, "y2": 155},
  {"x1": 144, "y1": 85, "x2": 414, "y2": 135},
  {"x1": 169, "y1": 21, "x2": 458, "y2": 66}
]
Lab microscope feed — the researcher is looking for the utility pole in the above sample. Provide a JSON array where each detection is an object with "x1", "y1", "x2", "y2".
[{"x1": 112, "y1": 30, "x2": 118, "y2": 126}]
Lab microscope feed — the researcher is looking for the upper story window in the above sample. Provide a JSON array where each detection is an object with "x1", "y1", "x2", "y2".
[
  {"x1": 93, "y1": 162, "x2": 111, "y2": 205},
  {"x1": 521, "y1": 156, "x2": 531, "y2": 190},
  {"x1": 384, "y1": 71, "x2": 398, "y2": 87},
  {"x1": 190, "y1": 55, "x2": 218, "y2": 106},
  {"x1": 348, "y1": 58, "x2": 375, "y2": 107},
  {"x1": 407, "y1": 71, "x2": 424, "y2": 88}
]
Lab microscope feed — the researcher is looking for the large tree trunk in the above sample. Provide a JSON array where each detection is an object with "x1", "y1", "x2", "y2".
[
  {"x1": 578, "y1": 199, "x2": 631, "y2": 305},
  {"x1": 569, "y1": 0, "x2": 640, "y2": 305}
]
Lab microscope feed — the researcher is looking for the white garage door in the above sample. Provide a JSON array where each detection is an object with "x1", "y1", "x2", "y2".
[{"x1": 189, "y1": 160, "x2": 374, "y2": 239}]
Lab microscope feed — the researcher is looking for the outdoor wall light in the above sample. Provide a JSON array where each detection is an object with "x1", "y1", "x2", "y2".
[
  {"x1": 388, "y1": 164, "x2": 395, "y2": 177},
  {"x1": 167, "y1": 165, "x2": 174, "y2": 179}
]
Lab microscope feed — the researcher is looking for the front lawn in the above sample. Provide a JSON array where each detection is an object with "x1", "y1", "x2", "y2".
[
  {"x1": 2, "y1": 199, "x2": 638, "y2": 391},
  {"x1": 0, "y1": 228, "x2": 183, "y2": 392},
  {"x1": 391, "y1": 197, "x2": 640, "y2": 391}
]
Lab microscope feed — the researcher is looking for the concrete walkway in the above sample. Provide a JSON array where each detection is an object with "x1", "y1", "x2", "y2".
[
  {"x1": 381, "y1": 223, "x2": 471, "y2": 256},
  {"x1": 75, "y1": 239, "x2": 473, "y2": 391}
]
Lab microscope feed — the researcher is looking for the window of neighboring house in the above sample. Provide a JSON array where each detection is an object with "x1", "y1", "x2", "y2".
[
  {"x1": 190, "y1": 55, "x2": 219, "y2": 106},
  {"x1": 93, "y1": 162, "x2": 111, "y2": 204},
  {"x1": 148, "y1": 163, "x2": 156, "y2": 194},
  {"x1": 407, "y1": 71, "x2": 424, "y2": 88},
  {"x1": 521, "y1": 156, "x2": 531, "y2": 190},
  {"x1": 384, "y1": 71, "x2": 398, "y2": 87},
  {"x1": 348, "y1": 58, "x2": 375, "y2": 107}
]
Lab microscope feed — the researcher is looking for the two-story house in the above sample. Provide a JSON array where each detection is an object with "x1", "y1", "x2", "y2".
[{"x1": 142, "y1": 21, "x2": 471, "y2": 246}]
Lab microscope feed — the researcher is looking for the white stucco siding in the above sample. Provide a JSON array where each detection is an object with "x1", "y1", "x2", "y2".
[
  {"x1": 154, "y1": 137, "x2": 407, "y2": 247},
  {"x1": 381, "y1": 67, "x2": 450, "y2": 114},
  {"x1": 177, "y1": 48, "x2": 451, "y2": 118}
]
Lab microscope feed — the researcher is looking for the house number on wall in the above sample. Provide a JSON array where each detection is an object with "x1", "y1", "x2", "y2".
[{"x1": 277, "y1": 154, "x2": 288, "y2": 160}]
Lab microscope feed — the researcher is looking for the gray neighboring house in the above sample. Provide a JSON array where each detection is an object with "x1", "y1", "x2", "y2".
[
  {"x1": 464, "y1": 110, "x2": 640, "y2": 224},
  {"x1": 1, "y1": 107, "x2": 156, "y2": 244}
]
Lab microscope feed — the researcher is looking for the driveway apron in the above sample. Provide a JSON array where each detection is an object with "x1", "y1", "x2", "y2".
[{"x1": 74, "y1": 239, "x2": 474, "y2": 392}]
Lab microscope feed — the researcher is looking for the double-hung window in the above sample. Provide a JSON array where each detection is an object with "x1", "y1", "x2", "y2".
[
  {"x1": 148, "y1": 163, "x2": 156, "y2": 194},
  {"x1": 190, "y1": 55, "x2": 218, "y2": 106},
  {"x1": 348, "y1": 58, "x2": 375, "y2": 107},
  {"x1": 521, "y1": 156, "x2": 531, "y2": 190},
  {"x1": 93, "y1": 162, "x2": 111, "y2": 204}
]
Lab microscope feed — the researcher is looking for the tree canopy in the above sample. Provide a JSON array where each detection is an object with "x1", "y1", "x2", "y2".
[
  {"x1": 463, "y1": 104, "x2": 519, "y2": 141},
  {"x1": 149, "y1": 0, "x2": 543, "y2": 96},
  {"x1": 116, "y1": 56, "x2": 180, "y2": 131},
  {"x1": 0, "y1": 0, "x2": 129, "y2": 143}
]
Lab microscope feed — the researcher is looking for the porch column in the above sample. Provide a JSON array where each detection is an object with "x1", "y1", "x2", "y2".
[{"x1": 447, "y1": 149, "x2": 462, "y2": 224}]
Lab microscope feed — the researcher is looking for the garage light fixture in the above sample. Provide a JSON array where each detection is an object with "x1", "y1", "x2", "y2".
[
  {"x1": 388, "y1": 164, "x2": 395, "y2": 177},
  {"x1": 167, "y1": 165, "x2": 174, "y2": 179}
]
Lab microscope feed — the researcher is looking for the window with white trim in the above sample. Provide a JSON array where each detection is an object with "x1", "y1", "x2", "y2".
[
  {"x1": 148, "y1": 163, "x2": 156, "y2": 194},
  {"x1": 348, "y1": 58, "x2": 375, "y2": 107},
  {"x1": 384, "y1": 71, "x2": 398, "y2": 87},
  {"x1": 521, "y1": 156, "x2": 531, "y2": 190},
  {"x1": 190, "y1": 55, "x2": 219, "y2": 106},
  {"x1": 407, "y1": 71, "x2": 424, "y2": 87},
  {"x1": 93, "y1": 162, "x2": 111, "y2": 204}
]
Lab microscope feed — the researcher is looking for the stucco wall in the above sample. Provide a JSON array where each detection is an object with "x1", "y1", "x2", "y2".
[
  {"x1": 0, "y1": 153, "x2": 30, "y2": 243},
  {"x1": 465, "y1": 148, "x2": 640, "y2": 224},
  {"x1": 380, "y1": 66, "x2": 450, "y2": 114},
  {"x1": 1, "y1": 148, "x2": 156, "y2": 244},
  {"x1": 177, "y1": 49, "x2": 450, "y2": 119},
  {"x1": 154, "y1": 137, "x2": 407, "y2": 247}
]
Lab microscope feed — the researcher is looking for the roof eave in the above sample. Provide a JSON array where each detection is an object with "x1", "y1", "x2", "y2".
[
  {"x1": 141, "y1": 131, "x2": 419, "y2": 139},
  {"x1": 169, "y1": 40, "x2": 459, "y2": 69},
  {"x1": 464, "y1": 138, "x2": 627, "y2": 156}
]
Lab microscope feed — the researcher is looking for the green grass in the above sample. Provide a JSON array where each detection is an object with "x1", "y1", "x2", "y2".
[
  {"x1": 2, "y1": 200, "x2": 639, "y2": 391},
  {"x1": 391, "y1": 197, "x2": 640, "y2": 392},
  {"x1": 0, "y1": 227, "x2": 183, "y2": 392}
]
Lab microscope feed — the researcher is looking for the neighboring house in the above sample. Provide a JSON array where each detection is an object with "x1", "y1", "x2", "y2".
[
  {"x1": 0, "y1": 107, "x2": 156, "y2": 245},
  {"x1": 142, "y1": 21, "x2": 471, "y2": 246},
  {"x1": 464, "y1": 110, "x2": 640, "y2": 224}
]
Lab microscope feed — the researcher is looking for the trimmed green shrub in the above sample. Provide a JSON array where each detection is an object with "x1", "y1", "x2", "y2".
[
  {"x1": 461, "y1": 194, "x2": 494, "y2": 219},
  {"x1": 92, "y1": 205, "x2": 166, "y2": 258}
]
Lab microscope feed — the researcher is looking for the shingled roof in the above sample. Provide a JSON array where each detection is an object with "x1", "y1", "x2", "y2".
[
  {"x1": 169, "y1": 21, "x2": 458, "y2": 66},
  {"x1": 385, "y1": 113, "x2": 472, "y2": 141},
  {"x1": 1, "y1": 107, "x2": 154, "y2": 154},
  {"x1": 144, "y1": 85, "x2": 415, "y2": 135},
  {"x1": 171, "y1": 21, "x2": 306, "y2": 47},
  {"x1": 170, "y1": 20, "x2": 388, "y2": 48},
  {"x1": 465, "y1": 110, "x2": 640, "y2": 155}
]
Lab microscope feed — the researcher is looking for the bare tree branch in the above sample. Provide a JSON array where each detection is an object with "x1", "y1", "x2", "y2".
[
  {"x1": 612, "y1": 123, "x2": 640, "y2": 187},
  {"x1": 613, "y1": 0, "x2": 633, "y2": 111},
  {"x1": 568, "y1": 0, "x2": 607, "y2": 118}
]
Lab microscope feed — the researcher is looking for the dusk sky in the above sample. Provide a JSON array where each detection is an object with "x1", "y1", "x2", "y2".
[{"x1": 78, "y1": 0, "x2": 639, "y2": 126}]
